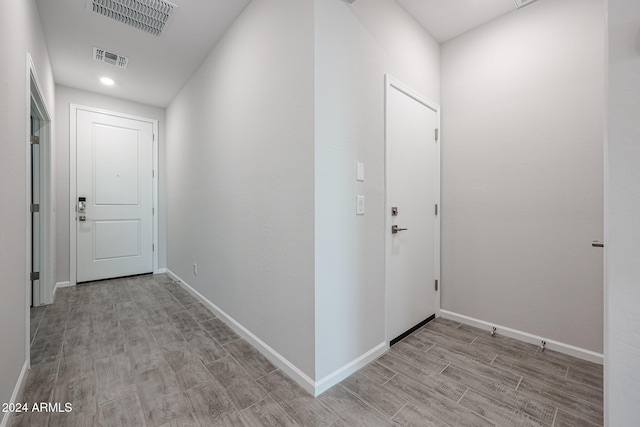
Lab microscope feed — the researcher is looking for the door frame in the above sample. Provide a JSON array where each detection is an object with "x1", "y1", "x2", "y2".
[
  {"x1": 26, "y1": 54, "x2": 54, "y2": 310},
  {"x1": 69, "y1": 104, "x2": 159, "y2": 286},
  {"x1": 384, "y1": 74, "x2": 441, "y2": 345},
  {"x1": 26, "y1": 53, "x2": 54, "y2": 368}
]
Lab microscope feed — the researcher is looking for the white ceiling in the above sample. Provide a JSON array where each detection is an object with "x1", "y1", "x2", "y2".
[
  {"x1": 396, "y1": 0, "x2": 518, "y2": 43},
  {"x1": 36, "y1": 0, "x2": 519, "y2": 108},
  {"x1": 37, "y1": 0, "x2": 251, "y2": 107}
]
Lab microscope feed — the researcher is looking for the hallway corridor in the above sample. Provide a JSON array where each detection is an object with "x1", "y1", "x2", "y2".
[{"x1": 14, "y1": 275, "x2": 603, "y2": 426}]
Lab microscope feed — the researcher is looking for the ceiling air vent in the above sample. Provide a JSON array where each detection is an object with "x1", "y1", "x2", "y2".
[
  {"x1": 93, "y1": 47, "x2": 129, "y2": 69},
  {"x1": 86, "y1": 0, "x2": 178, "y2": 36},
  {"x1": 513, "y1": 0, "x2": 538, "y2": 8}
]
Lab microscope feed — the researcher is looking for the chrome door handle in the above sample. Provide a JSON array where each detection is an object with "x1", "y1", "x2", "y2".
[
  {"x1": 392, "y1": 225, "x2": 407, "y2": 234},
  {"x1": 592, "y1": 241, "x2": 604, "y2": 248}
]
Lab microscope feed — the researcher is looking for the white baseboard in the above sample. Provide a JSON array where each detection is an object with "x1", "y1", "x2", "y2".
[
  {"x1": 1, "y1": 359, "x2": 29, "y2": 427},
  {"x1": 165, "y1": 269, "x2": 387, "y2": 396},
  {"x1": 165, "y1": 269, "x2": 316, "y2": 394},
  {"x1": 314, "y1": 342, "x2": 387, "y2": 396},
  {"x1": 154, "y1": 268, "x2": 167, "y2": 274},
  {"x1": 439, "y1": 309, "x2": 604, "y2": 365},
  {"x1": 53, "y1": 281, "x2": 72, "y2": 301}
]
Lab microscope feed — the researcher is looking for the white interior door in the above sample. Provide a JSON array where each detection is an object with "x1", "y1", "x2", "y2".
[
  {"x1": 76, "y1": 110, "x2": 153, "y2": 283},
  {"x1": 386, "y1": 77, "x2": 439, "y2": 343}
]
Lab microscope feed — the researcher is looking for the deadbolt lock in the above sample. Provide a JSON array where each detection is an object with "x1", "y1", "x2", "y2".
[{"x1": 391, "y1": 207, "x2": 398, "y2": 216}]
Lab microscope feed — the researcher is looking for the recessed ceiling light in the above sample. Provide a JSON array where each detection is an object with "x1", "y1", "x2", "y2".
[{"x1": 100, "y1": 77, "x2": 115, "y2": 86}]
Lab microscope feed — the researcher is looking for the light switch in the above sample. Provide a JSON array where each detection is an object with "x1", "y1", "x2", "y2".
[
  {"x1": 356, "y1": 195, "x2": 365, "y2": 215},
  {"x1": 356, "y1": 162, "x2": 365, "y2": 181}
]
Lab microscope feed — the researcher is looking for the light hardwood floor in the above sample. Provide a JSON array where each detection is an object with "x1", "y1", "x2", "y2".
[{"x1": 14, "y1": 274, "x2": 603, "y2": 426}]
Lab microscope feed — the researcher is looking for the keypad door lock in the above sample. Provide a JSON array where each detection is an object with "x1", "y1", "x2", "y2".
[
  {"x1": 78, "y1": 197, "x2": 86, "y2": 213},
  {"x1": 78, "y1": 197, "x2": 87, "y2": 222}
]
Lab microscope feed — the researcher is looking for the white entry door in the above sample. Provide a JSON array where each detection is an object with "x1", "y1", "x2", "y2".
[
  {"x1": 386, "y1": 77, "x2": 440, "y2": 343},
  {"x1": 76, "y1": 109, "x2": 154, "y2": 283}
]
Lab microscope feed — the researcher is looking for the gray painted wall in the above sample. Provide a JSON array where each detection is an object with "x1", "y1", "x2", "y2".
[
  {"x1": 0, "y1": 0, "x2": 54, "y2": 413},
  {"x1": 167, "y1": 0, "x2": 440, "y2": 383},
  {"x1": 314, "y1": 0, "x2": 440, "y2": 380},
  {"x1": 166, "y1": 0, "x2": 316, "y2": 378},
  {"x1": 54, "y1": 85, "x2": 167, "y2": 284},
  {"x1": 440, "y1": 0, "x2": 604, "y2": 352},
  {"x1": 606, "y1": 0, "x2": 640, "y2": 422}
]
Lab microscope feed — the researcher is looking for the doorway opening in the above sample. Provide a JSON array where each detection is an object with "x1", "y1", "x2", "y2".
[
  {"x1": 69, "y1": 105, "x2": 159, "y2": 285},
  {"x1": 27, "y1": 55, "x2": 54, "y2": 310},
  {"x1": 27, "y1": 54, "x2": 55, "y2": 366}
]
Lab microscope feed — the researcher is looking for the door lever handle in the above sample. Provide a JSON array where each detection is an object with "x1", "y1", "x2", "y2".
[
  {"x1": 592, "y1": 241, "x2": 604, "y2": 248},
  {"x1": 392, "y1": 225, "x2": 407, "y2": 234}
]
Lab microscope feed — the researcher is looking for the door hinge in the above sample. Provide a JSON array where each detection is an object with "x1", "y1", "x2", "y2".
[
  {"x1": 30, "y1": 272, "x2": 40, "y2": 281},
  {"x1": 435, "y1": 279, "x2": 438, "y2": 291},
  {"x1": 435, "y1": 204, "x2": 438, "y2": 215},
  {"x1": 152, "y1": 243, "x2": 155, "y2": 252},
  {"x1": 152, "y1": 170, "x2": 155, "y2": 178},
  {"x1": 152, "y1": 207, "x2": 155, "y2": 215},
  {"x1": 153, "y1": 133, "x2": 155, "y2": 142},
  {"x1": 30, "y1": 135, "x2": 40, "y2": 145},
  {"x1": 30, "y1": 203, "x2": 40, "y2": 213},
  {"x1": 435, "y1": 128, "x2": 439, "y2": 142}
]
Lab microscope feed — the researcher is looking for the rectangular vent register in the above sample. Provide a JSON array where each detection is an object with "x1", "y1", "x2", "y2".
[
  {"x1": 93, "y1": 47, "x2": 129, "y2": 68},
  {"x1": 87, "y1": 0, "x2": 177, "y2": 36}
]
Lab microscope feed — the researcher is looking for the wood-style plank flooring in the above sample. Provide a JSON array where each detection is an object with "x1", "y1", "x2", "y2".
[{"x1": 15, "y1": 274, "x2": 603, "y2": 426}]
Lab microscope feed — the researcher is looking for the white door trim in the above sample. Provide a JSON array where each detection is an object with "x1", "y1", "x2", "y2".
[
  {"x1": 27, "y1": 55, "x2": 54, "y2": 307},
  {"x1": 384, "y1": 74, "x2": 441, "y2": 345},
  {"x1": 69, "y1": 104, "x2": 159, "y2": 286},
  {"x1": 26, "y1": 53, "x2": 54, "y2": 365}
]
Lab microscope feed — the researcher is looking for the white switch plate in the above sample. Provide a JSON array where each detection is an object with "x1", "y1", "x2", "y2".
[
  {"x1": 356, "y1": 195, "x2": 365, "y2": 215},
  {"x1": 356, "y1": 162, "x2": 365, "y2": 181}
]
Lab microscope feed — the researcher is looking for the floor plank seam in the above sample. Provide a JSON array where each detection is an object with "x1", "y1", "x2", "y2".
[
  {"x1": 456, "y1": 387, "x2": 469, "y2": 404},
  {"x1": 470, "y1": 384, "x2": 547, "y2": 426},
  {"x1": 379, "y1": 372, "x2": 397, "y2": 387},
  {"x1": 315, "y1": 391, "x2": 344, "y2": 424},
  {"x1": 495, "y1": 361, "x2": 603, "y2": 407},
  {"x1": 466, "y1": 404, "x2": 500, "y2": 427},
  {"x1": 438, "y1": 362, "x2": 451, "y2": 376},
  {"x1": 550, "y1": 407, "x2": 559, "y2": 427},
  {"x1": 515, "y1": 376, "x2": 523, "y2": 390},
  {"x1": 391, "y1": 401, "x2": 408, "y2": 419},
  {"x1": 528, "y1": 376, "x2": 603, "y2": 409}
]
